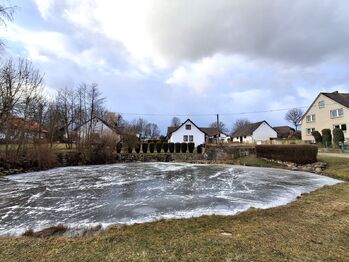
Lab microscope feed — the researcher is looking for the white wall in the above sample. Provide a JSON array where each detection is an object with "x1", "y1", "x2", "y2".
[
  {"x1": 252, "y1": 122, "x2": 278, "y2": 141},
  {"x1": 169, "y1": 120, "x2": 205, "y2": 145}
]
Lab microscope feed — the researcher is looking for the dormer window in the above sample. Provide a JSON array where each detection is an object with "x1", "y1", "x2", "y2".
[
  {"x1": 306, "y1": 114, "x2": 316, "y2": 122},
  {"x1": 185, "y1": 124, "x2": 191, "y2": 130},
  {"x1": 318, "y1": 101, "x2": 325, "y2": 108}
]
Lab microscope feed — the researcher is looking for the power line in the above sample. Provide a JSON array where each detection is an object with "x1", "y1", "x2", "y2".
[{"x1": 119, "y1": 105, "x2": 310, "y2": 117}]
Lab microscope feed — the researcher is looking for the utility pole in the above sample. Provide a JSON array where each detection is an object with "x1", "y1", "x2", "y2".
[{"x1": 216, "y1": 114, "x2": 219, "y2": 144}]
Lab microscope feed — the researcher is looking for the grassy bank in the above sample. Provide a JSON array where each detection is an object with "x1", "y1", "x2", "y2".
[{"x1": 0, "y1": 157, "x2": 348, "y2": 261}]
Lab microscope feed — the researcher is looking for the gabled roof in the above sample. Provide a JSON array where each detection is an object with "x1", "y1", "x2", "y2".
[
  {"x1": 167, "y1": 119, "x2": 228, "y2": 137},
  {"x1": 322, "y1": 92, "x2": 349, "y2": 108},
  {"x1": 232, "y1": 121, "x2": 275, "y2": 138},
  {"x1": 167, "y1": 119, "x2": 206, "y2": 137},
  {"x1": 301, "y1": 91, "x2": 349, "y2": 121},
  {"x1": 74, "y1": 116, "x2": 124, "y2": 135},
  {"x1": 273, "y1": 126, "x2": 295, "y2": 139},
  {"x1": 1, "y1": 117, "x2": 48, "y2": 133}
]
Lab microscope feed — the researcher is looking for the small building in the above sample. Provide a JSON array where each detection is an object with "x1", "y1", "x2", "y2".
[
  {"x1": 167, "y1": 119, "x2": 230, "y2": 145},
  {"x1": 0, "y1": 117, "x2": 48, "y2": 142},
  {"x1": 300, "y1": 91, "x2": 349, "y2": 142},
  {"x1": 74, "y1": 116, "x2": 124, "y2": 144},
  {"x1": 231, "y1": 121, "x2": 277, "y2": 143},
  {"x1": 273, "y1": 126, "x2": 296, "y2": 139}
]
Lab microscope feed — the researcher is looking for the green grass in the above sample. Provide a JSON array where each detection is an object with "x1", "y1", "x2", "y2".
[
  {"x1": 318, "y1": 156, "x2": 349, "y2": 182},
  {"x1": 0, "y1": 156, "x2": 348, "y2": 261}
]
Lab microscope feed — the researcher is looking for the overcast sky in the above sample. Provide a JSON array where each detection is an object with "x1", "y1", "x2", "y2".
[{"x1": 2, "y1": 0, "x2": 349, "y2": 133}]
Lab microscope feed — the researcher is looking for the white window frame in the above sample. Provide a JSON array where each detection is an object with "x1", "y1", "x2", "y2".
[
  {"x1": 189, "y1": 135, "x2": 194, "y2": 142},
  {"x1": 306, "y1": 114, "x2": 316, "y2": 122},
  {"x1": 183, "y1": 135, "x2": 188, "y2": 142},
  {"x1": 306, "y1": 128, "x2": 315, "y2": 136},
  {"x1": 330, "y1": 108, "x2": 344, "y2": 118},
  {"x1": 333, "y1": 124, "x2": 347, "y2": 132},
  {"x1": 318, "y1": 100, "x2": 325, "y2": 109}
]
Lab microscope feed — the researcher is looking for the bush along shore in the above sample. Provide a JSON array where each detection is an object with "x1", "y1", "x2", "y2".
[{"x1": 0, "y1": 144, "x2": 332, "y2": 176}]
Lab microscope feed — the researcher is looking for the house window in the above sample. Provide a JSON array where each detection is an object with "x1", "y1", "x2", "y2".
[
  {"x1": 306, "y1": 114, "x2": 316, "y2": 122},
  {"x1": 189, "y1": 135, "x2": 194, "y2": 142},
  {"x1": 185, "y1": 124, "x2": 191, "y2": 130},
  {"x1": 183, "y1": 135, "x2": 188, "y2": 142},
  {"x1": 334, "y1": 124, "x2": 347, "y2": 132},
  {"x1": 306, "y1": 128, "x2": 315, "y2": 136},
  {"x1": 318, "y1": 101, "x2": 325, "y2": 108},
  {"x1": 330, "y1": 108, "x2": 344, "y2": 118}
]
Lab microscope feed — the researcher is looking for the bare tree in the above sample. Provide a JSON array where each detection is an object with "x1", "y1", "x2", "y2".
[
  {"x1": 231, "y1": 119, "x2": 251, "y2": 134},
  {"x1": 0, "y1": 58, "x2": 45, "y2": 157},
  {"x1": 209, "y1": 121, "x2": 227, "y2": 133},
  {"x1": 145, "y1": 123, "x2": 160, "y2": 139},
  {"x1": 0, "y1": 2, "x2": 15, "y2": 49},
  {"x1": 285, "y1": 108, "x2": 303, "y2": 131},
  {"x1": 171, "y1": 117, "x2": 181, "y2": 127}
]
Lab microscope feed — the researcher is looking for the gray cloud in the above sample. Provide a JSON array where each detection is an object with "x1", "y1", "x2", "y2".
[{"x1": 145, "y1": 0, "x2": 349, "y2": 65}]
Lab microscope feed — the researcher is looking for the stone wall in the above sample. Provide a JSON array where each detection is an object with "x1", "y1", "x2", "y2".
[{"x1": 204, "y1": 144, "x2": 255, "y2": 161}]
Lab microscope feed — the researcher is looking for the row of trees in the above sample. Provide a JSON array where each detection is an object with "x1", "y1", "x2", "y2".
[
  {"x1": 117, "y1": 142, "x2": 198, "y2": 154},
  {"x1": 312, "y1": 128, "x2": 345, "y2": 148}
]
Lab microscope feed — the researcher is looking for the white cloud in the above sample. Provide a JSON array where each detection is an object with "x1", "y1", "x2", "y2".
[{"x1": 34, "y1": 0, "x2": 55, "y2": 19}]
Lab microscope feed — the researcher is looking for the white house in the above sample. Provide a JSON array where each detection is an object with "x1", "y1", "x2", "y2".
[
  {"x1": 167, "y1": 119, "x2": 230, "y2": 145},
  {"x1": 231, "y1": 121, "x2": 277, "y2": 143},
  {"x1": 74, "y1": 116, "x2": 124, "y2": 143}
]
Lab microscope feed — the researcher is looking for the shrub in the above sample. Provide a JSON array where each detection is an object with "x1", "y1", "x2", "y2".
[
  {"x1": 163, "y1": 143, "x2": 169, "y2": 153},
  {"x1": 169, "y1": 143, "x2": 175, "y2": 153},
  {"x1": 128, "y1": 147, "x2": 133, "y2": 153},
  {"x1": 142, "y1": 143, "x2": 148, "y2": 153},
  {"x1": 149, "y1": 142, "x2": 155, "y2": 153},
  {"x1": 333, "y1": 128, "x2": 345, "y2": 147},
  {"x1": 188, "y1": 142, "x2": 195, "y2": 153},
  {"x1": 175, "y1": 142, "x2": 181, "y2": 153},
  {"x1": 135, "y1": 143, "x2": 141, "y2": 153},
  {"x1": 181, "y1": 142, "x2": 187, "y2": 153},
  {"x1": 321, "y1": 129, "x2": 332, "y2": 147},
  {"x1": 197, "y1": 144, "x2": 203, "y2": 154},
  {"x1": 116, "y1": 143, "x2": 122, "y2": 153},
  {"x1": 156, "y1": 143, "x2": 162, "y2": 153},
  {"x1": 256, "y1": 145, "x2": 317, "y2": 164},
  {"x1": 311, "y1": 131, "x2": 322, "y2": 144}
]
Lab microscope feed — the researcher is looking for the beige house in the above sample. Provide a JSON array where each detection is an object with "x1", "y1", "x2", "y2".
[{"x1": 300, "y1": 91, "x2": 349, "y2": 142}]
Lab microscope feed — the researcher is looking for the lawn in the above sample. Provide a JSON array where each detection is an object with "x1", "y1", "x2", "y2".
[{"x1": 0, "y1": 156, "x2": 348, "y2": 261}]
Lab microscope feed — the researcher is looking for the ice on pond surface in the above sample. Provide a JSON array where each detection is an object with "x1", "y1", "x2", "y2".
[{"x1": 0, "y1": 162, "x2": 341, "y2": 236}]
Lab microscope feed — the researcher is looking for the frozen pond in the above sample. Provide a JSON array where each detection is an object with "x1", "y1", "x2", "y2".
[{"x1": 0, "y1": 162, "x2": 341, "y2": 236}]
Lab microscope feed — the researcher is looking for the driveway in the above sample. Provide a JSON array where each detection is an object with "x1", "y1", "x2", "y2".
[{"x1": 318, "y1": 152, "x2": 349, "y2": 158}]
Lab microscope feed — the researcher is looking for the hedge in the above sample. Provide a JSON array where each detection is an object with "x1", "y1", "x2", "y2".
[
  {"x1": 175, "y1": 142, "x2": 181, "y2": 153},
  {"x1": 333, "y1": 128, "x2": 345, "y2": 147},
  {"x1": 169, "y1": 143, "x2": 174, "y2": 153},
  {"x1": 135, "y1": 143, "x2": 141, "y2": 153},
  {"x1": 116, "y1": 143, "x2": 122, "y2": 153},
  {"x1": 322, "y1": 129, "x2": 332, "y2": 147},
  {"x1": 181, "y1": 142, "x2": 187, "y2": 153},
  {"x1": 127, "y1": 147, "x2": 133, "y2": 154},
  {"x1": 156, "y1": 143, "x2": 162, "y2": 153},
  {"x1": 311, "y1": 131, "x2": 322, "y2": 144},
  {"x1": 163, "y1": 143, "x2": 169, "y2": 153},
  {"x1": 188, "y1": 142, "x2": 195, "y2": 153},
  {"x1": 197, "y1": 144, "x2": 203, "y2": 154},
  {"x1": 255, "y1": 145, "x2": 317, "y2": 164},
  {"x1": 149, "y1": 142, "x2": 155, "y2": 153},
  {"x1": 142, "y1": 143, "x2": 148, "y2": 153}
]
